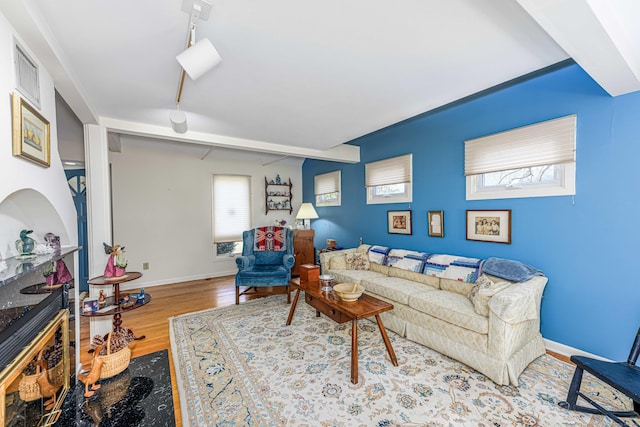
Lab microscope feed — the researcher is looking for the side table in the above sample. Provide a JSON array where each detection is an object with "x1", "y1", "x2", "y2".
[{"x1": 83, "y1": 272, "x2": 150, "y2": 339}]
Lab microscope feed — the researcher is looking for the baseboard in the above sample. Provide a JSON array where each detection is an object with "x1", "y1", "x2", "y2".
[
  {"x1": 120, "y1": 270, "x2": 237, "y2": 291},
  {"x1": 543, "y1": 338, "x2": 610, "y2": 362}
]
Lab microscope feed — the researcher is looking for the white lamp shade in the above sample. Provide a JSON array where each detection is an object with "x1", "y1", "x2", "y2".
[
  {"x1": 176, "y1": 38, "x2": 221, "y2": 80},
  {"x1": 296, "y1": 203, "x2": 319, "y2": 220},
  {"x1": 169, "y1": 109, "x2": 188, "y2": 133}
]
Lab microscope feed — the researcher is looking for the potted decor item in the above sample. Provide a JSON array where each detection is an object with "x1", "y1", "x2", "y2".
[{"x1": 103, "y1": 244, "x2": 127, "y2": 278}]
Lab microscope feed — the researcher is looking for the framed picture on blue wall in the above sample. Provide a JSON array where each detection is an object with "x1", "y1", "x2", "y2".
[
  {"x1": 428, "y1": 210, "x2": 444, "y2": 237},
  {"x1": 388, "y1": 210, "x2": 412, "y2": 235},
  {"x1": 466, "y1": 210, "x2": 511, "y2": 244}
]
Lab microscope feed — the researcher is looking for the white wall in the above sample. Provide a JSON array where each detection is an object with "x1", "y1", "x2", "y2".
[
  {"x1": 0, "y1": 11, "x2": 77, "y2": 257},
  {"x1": 110, "y1": 136, "x2": 304, "y2": 289}
]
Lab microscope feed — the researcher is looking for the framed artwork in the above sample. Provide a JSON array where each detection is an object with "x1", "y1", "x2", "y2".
[
  {"x1": 428, "y1": 210, "x2": 444, "y2": 237},
  {"x1": 82, "y1": 298, "x2": 99, "y2": 312},
  {"x1": 388, "y1": 210, "x2": 412, "y2": 235},
  {"x1": 12, "y1": 92, "x2": 50, "y2": 167},
  {"x1": 466, "y1": 210, "x2": 511, "y2": 244}
]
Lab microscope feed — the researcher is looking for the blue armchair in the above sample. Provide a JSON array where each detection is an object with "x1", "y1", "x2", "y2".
[{"x1": 235, "y1": 227, "x2": 295, "y2": 304}]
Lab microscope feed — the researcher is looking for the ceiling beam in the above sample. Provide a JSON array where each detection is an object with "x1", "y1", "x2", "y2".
[
  {"x1": 99, "y1": 117, "x2": 360, "y2": 164},
  {"x1": 516, "y1": 0, "x2": 640, "y2": 96}
]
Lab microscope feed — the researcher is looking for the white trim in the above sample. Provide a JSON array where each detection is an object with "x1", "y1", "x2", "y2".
[
  {"x1": 466, "y1": 163, "x2": 576, "y2": 200},
  {"x1": 543, "y1": 337, "x2": 611, "y2": 362}
]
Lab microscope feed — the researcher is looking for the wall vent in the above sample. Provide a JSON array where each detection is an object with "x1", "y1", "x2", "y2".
[{"x1": 14, "y1": 41, "x2": 40, "y2": 109}]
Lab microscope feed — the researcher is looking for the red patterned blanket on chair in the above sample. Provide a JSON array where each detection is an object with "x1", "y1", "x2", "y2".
[{"x1": 254, "y1": 226, "x2": 287, "y2": 251}]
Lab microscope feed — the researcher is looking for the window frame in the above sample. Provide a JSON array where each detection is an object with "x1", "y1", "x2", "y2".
[
  {"x1": 465, "y1": 115, "x2": 576, "y2": 201},
  {"x1": 212, "y1": 174, "x2": 251, "y2": 258},
  {"x1": 365, "y1": 154, "x2": 413, "y2": 205},
  {"x1": 314, "y1": 170, "x2": 341, "y2": 207}
]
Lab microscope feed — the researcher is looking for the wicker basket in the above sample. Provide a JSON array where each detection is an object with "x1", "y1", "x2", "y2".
[
  {"x1": 96, "y1": 331, "x2": 131, "y2": 379},
  {"x1": 18, "y1": 350, "x2": 64, "y2": 402}
]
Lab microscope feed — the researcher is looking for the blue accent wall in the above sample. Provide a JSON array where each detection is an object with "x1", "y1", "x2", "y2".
[{"x1": 302, "y1": 63, "x2": 640, "y2": 360}]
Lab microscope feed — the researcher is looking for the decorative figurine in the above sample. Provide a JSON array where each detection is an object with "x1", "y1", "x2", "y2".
[
  {"x1": 275, "y1": 174, "x2": 281, "y2": 184},
  {"x1": 103, "y1": 243, "x2": 127, "y2": 278},
  {"x1": 44, "y1": 259, "x2": 73, "y2": 287},
  {"x1": 33, "y1": 359, "x2": 63, "y2": 410},
  {"x1": 15, "y1": 229, "x2": 36, "y2": 259},
  {"x1": 98, "y1": 290, "x2": 106, "y2": 308},
  {"x1": 78, "y1": 343, "x2": 106, "y2": 397},
  {"x1": 44, "y1": 233, "x2": 61, "y2": 251},
  {"x1": 136, "y1": 288, "x2": 145, "y2": 302}
]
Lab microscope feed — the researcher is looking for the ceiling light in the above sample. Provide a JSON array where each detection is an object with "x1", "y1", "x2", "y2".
[
  {"x1": 176, "y1": 38, "x2": 221, "y2": 80},
  {"x1": 170, "y1": 107, "x2": 188, "y2": 133},
  {"x1": 170, "y1": 0, "x2": 219, "y2": 132}
]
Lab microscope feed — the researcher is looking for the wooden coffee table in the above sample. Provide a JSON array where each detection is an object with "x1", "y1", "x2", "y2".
[{"x1": 286, "y1": 277, "x2": 398, "y2": 384}]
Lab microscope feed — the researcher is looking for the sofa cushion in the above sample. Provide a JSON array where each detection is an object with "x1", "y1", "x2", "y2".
[
  {"x1": 467, "y1": 274, "x2": 511, "y2": 316},
  {"x1": 422, "y1": 254, "x2": 481, "y2": 283},
  {"x1": 439, "y1": 278, "x2": 475, "y2": 296},
  {"x1": 370, "y1": 262, "x2": 390, "y2": 275},
  {"x1": 384, "y1": 249, "x2": 428, "y2": 272},
  {"x1": 363, "y1": 276, "x2": 437, "y2": 305},
  {"x1": 367, "y1": 245, "x2": 390, "y2": 265},
  {"x1": 408, "y1": 290, "x2": 489, "y2": 334},
  {"x1": 330, "y1": 255, "x2": 348, "y2": 270},
  {"x1": 388, "y1": 267, "x2": 440, "y2": 288},
  {"x1": 327, "y1": 269, "x2": 386, "y2": 286},
  {"x1": 345, "y1": 252, "x2": 370, "y2": 270}
]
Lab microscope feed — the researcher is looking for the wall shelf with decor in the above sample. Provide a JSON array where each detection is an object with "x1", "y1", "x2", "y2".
[{"x1": 265, "y1": 176, "x2": 293, "y2": 215}]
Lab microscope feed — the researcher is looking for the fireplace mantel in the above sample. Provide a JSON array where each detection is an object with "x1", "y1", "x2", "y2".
[{"x1": 0, "y1": 247, "x2": 79, "y2": 288}]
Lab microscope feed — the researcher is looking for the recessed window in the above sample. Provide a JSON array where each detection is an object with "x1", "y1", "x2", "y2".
[
  {"x1": 212, "y1": 175, "x2": 251, "y2": 257},
  {"x1": 314, "y1": 170, "x2": 341, "y2": 207},
  {"x1": 465, "y1": 115, "x2": 576, "y2": 200},
  {"x1": 365, "y1": 154, "x2": 412, "y2": 204}
]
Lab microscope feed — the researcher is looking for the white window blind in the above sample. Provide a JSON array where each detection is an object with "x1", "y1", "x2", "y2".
[
  {"x1": 314, "y1": 171, "x2": 341, "y2": 195},
  {"x1": 212, "y1": 175, "x2": 251, "y2": 243},
  {"x1": 365, "y1": 154, "x2": 412, "y2": 187},
  {"x1": 464, "y1": 115, "x2": 576, "y2": 176}
]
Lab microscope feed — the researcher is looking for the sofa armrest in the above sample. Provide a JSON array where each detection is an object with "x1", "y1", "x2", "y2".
[
  {"x1": 488, "y1": 276, "x2": 548, "y2": 324},
  {"x1": 283, "y1": 254, "x2": 295, "y2": 269},
  {"x1": 236, "y1": 255, "x2": 256, "y2": 270},
  {"x1": 319, "y1": 247, "x2": 363, "y2": 274}
]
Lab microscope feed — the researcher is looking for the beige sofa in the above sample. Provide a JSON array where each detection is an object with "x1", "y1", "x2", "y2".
[{"x1": 319, "y1": 244, "x2": 548, "y2": 385}]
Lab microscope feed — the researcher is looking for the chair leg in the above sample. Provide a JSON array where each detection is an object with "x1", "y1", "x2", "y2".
[
  {"x1": 559, "y1": 363, "x2": 639, "y2": 426},
  {"x1": 235, "y1": 286, "x2": 239, "y2": 305},
  {"x1": 562, "y1": 365, "x2": 584, "y2": 410}
]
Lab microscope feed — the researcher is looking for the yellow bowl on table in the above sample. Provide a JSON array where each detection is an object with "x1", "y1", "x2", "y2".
[{"x1": 333, "y1": 283, "x2": 364, "y2": 302}]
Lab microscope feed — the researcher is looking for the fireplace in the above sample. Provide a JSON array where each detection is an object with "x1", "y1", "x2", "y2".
[{"x1": 0, "y1": 248, "x2": 77, "y2": 426}]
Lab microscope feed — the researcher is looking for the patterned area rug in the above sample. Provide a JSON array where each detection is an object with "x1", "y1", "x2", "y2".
[{"x1": 170, "y1": 295, "x2": 635, "y2": 426}]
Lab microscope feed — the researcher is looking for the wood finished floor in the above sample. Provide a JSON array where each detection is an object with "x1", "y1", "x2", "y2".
[
  {"x1": 79, "y1": 276, "x2": 571, "y2": 426},
  {"x1": 79, "y1": 275, "x2": 289, "y2": 427}
]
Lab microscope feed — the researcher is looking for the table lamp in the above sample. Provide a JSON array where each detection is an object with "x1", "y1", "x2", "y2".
[{"x1": 296, "y1": 203, "x2": 319, "y2": 229}]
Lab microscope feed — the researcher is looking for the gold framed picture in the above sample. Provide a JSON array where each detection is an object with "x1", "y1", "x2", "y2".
[
  {"x1": 387, "y1": 210, "x2": 412, "y2": 235},
  {"x1": 427, "y1": 210, "x2": 444, "y2": 237},
  {"x1": 466, "y1": 209, "x2": 511, "y2": 244},
  {"x1": 12, "y1": 92, "x2": 50, "y2": 167}
]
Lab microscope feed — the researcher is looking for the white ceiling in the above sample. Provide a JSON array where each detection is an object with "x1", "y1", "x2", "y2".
[{"x1": 3, "y1": 0, "x2": 639, "y2": 162}]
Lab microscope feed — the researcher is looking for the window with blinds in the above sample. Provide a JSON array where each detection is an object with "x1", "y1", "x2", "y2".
[
  {"x1": 465, "y1": 115, "x2": 576, "y2": 200},
  {"x1": 365, "y1": 154, "x2": 412, "y2": 204},
  {"x1": 212, "y1": 174, "x2": 251, "y2": 256},
  {"x1": 314, "y1": 170, "x2": 341, "y2": 206}
]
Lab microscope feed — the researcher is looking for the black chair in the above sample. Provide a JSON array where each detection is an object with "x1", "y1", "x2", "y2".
[{"x1": 559, "y1": 327, "x2": 640, "y2": 426}]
